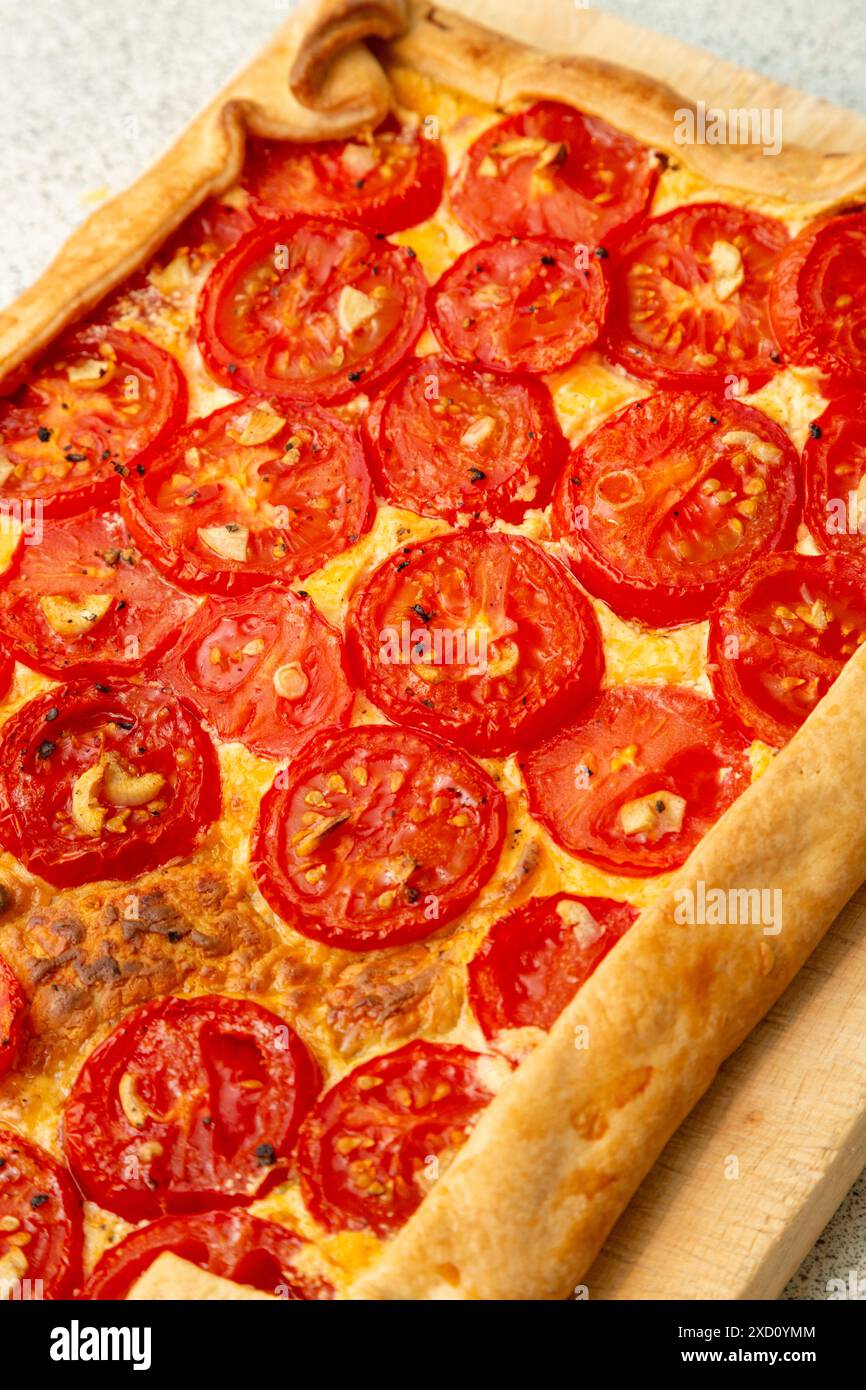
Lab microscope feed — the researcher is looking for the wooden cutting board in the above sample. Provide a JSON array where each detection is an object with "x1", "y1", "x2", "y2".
[{"x1": 448, "y1": 0, "x2": 866, "y2": 1300}]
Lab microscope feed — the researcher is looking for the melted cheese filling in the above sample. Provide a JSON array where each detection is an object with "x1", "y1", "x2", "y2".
[{"x1": 0, "y1": 59, "x2": 832, "y2": 1297}]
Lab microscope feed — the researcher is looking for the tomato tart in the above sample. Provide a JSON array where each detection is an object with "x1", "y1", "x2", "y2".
[{"x1": 2, "y1": 0, "x2": 866, "y2": 1303}]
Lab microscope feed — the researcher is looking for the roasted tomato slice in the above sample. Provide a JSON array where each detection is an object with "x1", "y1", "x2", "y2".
[
  {"x1": 0, "y1": 509, "x2": 196, "y2": 679},
  {"x1": 708, "y1": 552, "x2": 866, "y2": 746},
  {"x1": 297, "y1": 1040, "x2": 495, "y2": 1237},
  {"x1": 0, "y1": 643, "x2": 11, "y2": 702},
  {"x1": 347, "y1": 530, "x2": 604, "y2": 755},
  {"x1": 121, "y1": 398, "x2": 372, "y2": 595},
  {"x1": 450, "y1": 101, "x2": 658, "y2": 247},
  {"x1": 196, "y1": 216, "x2": 427, "y2": 402},
  {"x1": 361, "y1": 353, "x2": 567, "y2": 524},
  {"x1": 81, "y1": 1209, "x2": 333, "y2": 1301},
  {"x1": 0, "y1": 1129, "x2": 83, "y2": 1299},
  {"x1": 243, "y1": 119, "x2": 446, "y2": 234},
  {"x1": 164, "y1": 586, "x2": 353, "y2": 760},
  {"x1": 0, "y1": 327, "x2": 186, "y2": 517},
  {"x1": 0, "y1": 681, "x2": 220, "y2": 889},
  {"x1": 63, "y1": 995, "x2": 320, "y2": 1222},
  {"x1": 769, "y1": 211, "x2": 866, "y2": 387},
  {"x1": 251, "y1": 724, "x2": 506, "y2": 950},
  {"x1": 552, "y1": 393, "x2": 800, "y2": 626},
  {"x1": 0, "y1": 955, "x2": 25, "y2": 1079},
  {"x1": 468, "y1": 893, "x2": 638, "y2": 1039},
  {"x1": 429, "y1": 236, "x2": 608, "y2": 375},
  {"x1": 157, "y1": 196, "x2": 259, "y2": 268},
  {"x1": 803, "y1": 394, "x2": 866, "y2": 553},
  {"x1": 522, "y1": 684, "x2": 751, "y2": 876},
  {"x1": 606, "y1": 202, "x2": 788, "y2": 389}
]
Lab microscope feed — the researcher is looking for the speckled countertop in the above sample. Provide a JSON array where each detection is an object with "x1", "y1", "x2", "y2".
[{"x1": 1, "y1": 0, "x2": 864, "y2": 1300}]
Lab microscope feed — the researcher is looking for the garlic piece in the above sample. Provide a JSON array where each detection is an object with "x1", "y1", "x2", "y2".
[
  {"x1": 40, "y1": 593, "x2": 112, "y2": 636},
  {"x1": 619, "y1": 791, "x2": 687, "y2": 839},
  {"x1": 337, "y1": 285, "x2": 378, "y2": 335},
  {"x1": 71, "y1": 763, "x2": 108, "y2": 836},
  {"x1": 231, "y1": 402, "x2": 285, "y2": 447},
  {"x1": 460, "y1": 416, "x2": 495, "y2": 449},
  {"x1": 708, "y1": 240, "x2": 744, "y2": 301},
  {"x1": 198, "y1": 524, "x2": 249, "y2": 563},
  {"x1": 273, "y1": 661, "x2": 309, "y2": 701},
  {"x1": 103, "y1": 758, "x2": 165, "y2": 808}
]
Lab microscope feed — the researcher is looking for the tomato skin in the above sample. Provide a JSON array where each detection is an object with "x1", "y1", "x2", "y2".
[
  {"x1": 769, "y1": 211, "x2": 866, "y2": 388},
  {"x1": 606, "y1": 202, "x2": 788, "y2": 390},
  {"x1": 251, "y1": 724, "x2": 506, "y2": 951},
  {"x1": 163, "y1": 586, "x2": 354, "y2": 760},
  {"x1": 243, "y1": 121, "x2": 446, "y2": 234},
  {"x1": 0, "y1": 509, "x2": 196, "y2": 680},
  {"x1": 522, "y1": 684, "x2": 751, "y2": 877},
  {"x1": 0, "y1": 681, "x2": 221, "y2": 889},
  {"x1": 429, "y1": 235, "x2": 608, "y2": 376},
  {"x1": 63, "y1": 995, "x2": 321, "y2": 1223},
  {"x1": 450, "y1": 100, "x2": 659, "y2": 247},
  {"x1": 803, "y1": 394, "x2": 866, "y2": 554},
  {"x1": 468, "y1": 893, "x2": 638, "y2": 1039},
  {"x1": 196, "y1": 216, "x2": 428, "y2": 403},
  {"x1": 122, "y1": 397, "x2": 372, "y2": 596},
  {"x1": 297, "y1": 1040, "x2": 494, "y2": 1237},
  {"x1": 552, "y1": 392, "x2": 801, "y2": 627},
  {"x1": 0, "y1": 327, "x2": 187, "y2": 518},
  {"x1": 0, "y1": 954, "x2": 26, "y2": 1079},
  {"x1": 80, "y1": 1208, "x2": 334, "y2": 1300},
  {"x1": 346, "y1": 530, "x2": 604, "y2": 756},
  {"x1": 709, "y1": 551, "x2": 866, "y2": 746},
  {"x1": 361, "y1": 354, "x2": 568, "y2": 524},
  {"x1": 0, "y1": 1129, "x2": 84, "y2": 1299}
]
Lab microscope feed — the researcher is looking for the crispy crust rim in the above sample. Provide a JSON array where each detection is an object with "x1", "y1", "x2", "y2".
[{"x1": 4, "y1": 0, "x2": 866, "y2": 1300}]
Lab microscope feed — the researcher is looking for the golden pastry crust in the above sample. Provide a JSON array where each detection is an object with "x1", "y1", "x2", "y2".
[{"x1": 3, "y1": 0, "x2": 866, "y2": 1301}]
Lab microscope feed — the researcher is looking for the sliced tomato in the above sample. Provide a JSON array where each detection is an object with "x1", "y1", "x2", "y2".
[
  {"x1": 451, "y1": 101, "x2": 658, "y2": 247},
  {"x1": 347, "y1": 530, "x2": 604, "y2": 755},
  {"x1": 251, "y1": 724, "x2": 506, "y2": 950},
  {"x1": 158, "y1": 196, "x2": 259, "y2": 267},
  {"x1": 0, "y1": 954, "x2": 25, "y2": 1079},
  {"x1": 81, "y1": 1208, "x2": 333, "y2": 1301},
  {"x1": 521, "y1": 684, "x2": 751, "y2": 876},
  {"x1": 0, "y1": 681, "x2": 220, "y2": 889},
  {"x1": 164, "y1": 586, "x2": 353, "y2": 760},
  {"x1": 708, "y1": 552, "x2": 866, "y2": 746},
  {"x1": 63, "y1": 995, "x2": 320, "y2": 1222},
  {"x1": 0, "y1": 327, "x2": 186, "y2": 517},
  {"x1": 121, "y1": 397, "x2": 372, "y2": 595},
  {"x1": 804, "y1": 394, "x2": 866, "y2": 553},
  {"x1": 769, "y1": 211, "x2": 866, "y2": 387},
  {"x1": 243, "y1": 119, "x2": 446, "y2": 234},
  {"x1": 0, "y1": 509, "x2": 196, "y2": 679},
  {"x1": 552, "y1": 392, "x2": 800, "y2": 626},
  {"x1": 297, "y1": 1040, "x2": 493, "y2": 1237},
  {"x1": 468, "y1": 893, "x2": 638, "y2": 1039},
  {"x1": 196, "y1": 216, "x2": 427, "y2": 402},
  {"x1": 0, "y1": 1129, "x2": 83, "y2": 1299},
  {"x1": 606, "y1": 202, "x2": 788, "y2": 389},
  {"x1": 429, "y1": 236, "x2": 608, "y2": 375},
  {"x1": 362, "y1": 354, "x2": 567, "y2": 524}
]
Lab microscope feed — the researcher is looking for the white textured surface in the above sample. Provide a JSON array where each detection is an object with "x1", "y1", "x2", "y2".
[{"x1": 2, "y1": 0, "x2": 865, "y2": 1300}]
